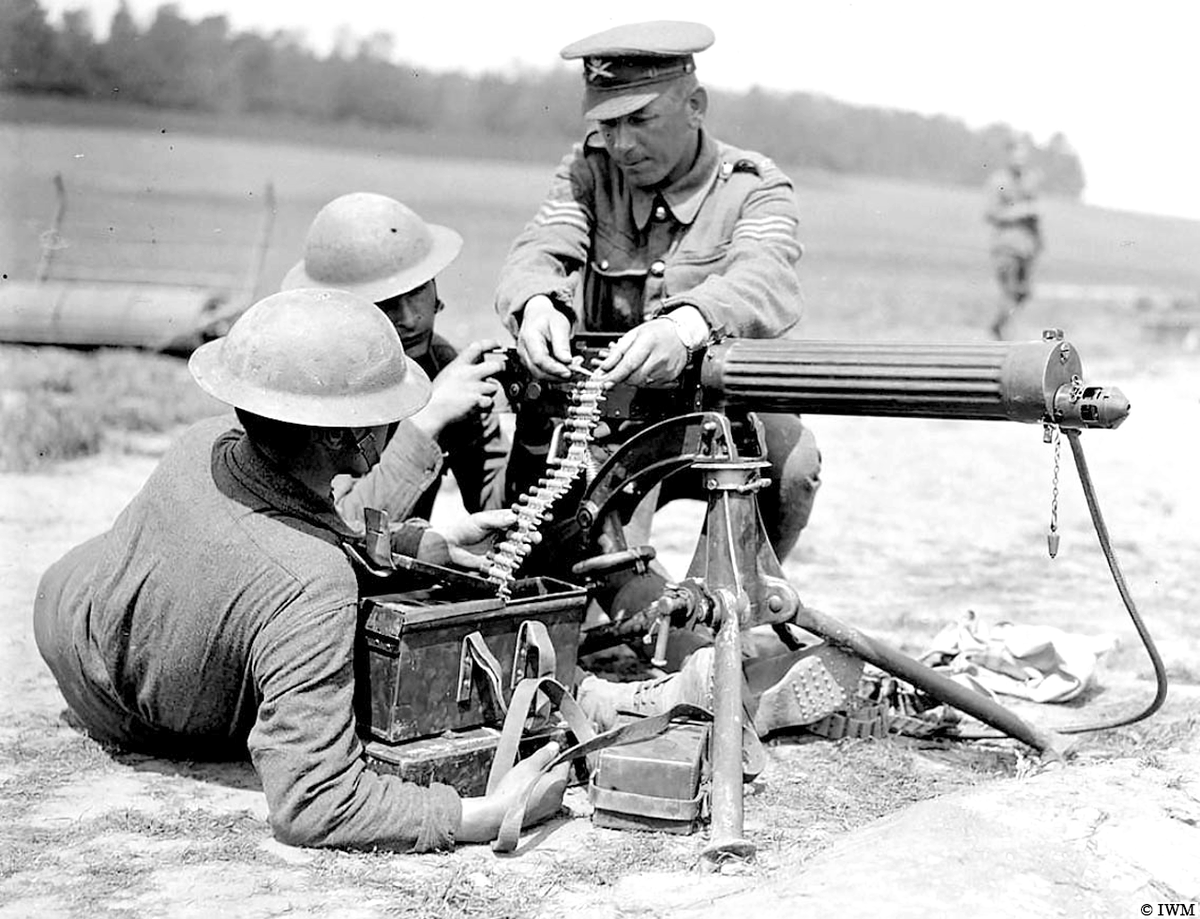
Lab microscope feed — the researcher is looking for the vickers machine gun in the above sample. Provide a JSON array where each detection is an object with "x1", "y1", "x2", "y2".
[{"x1": 353, "y1": 330, "x2": 1148, "y2": 863}]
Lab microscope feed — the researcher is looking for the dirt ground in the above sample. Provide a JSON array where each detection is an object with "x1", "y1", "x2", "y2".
[{"x1": 1, "y1": 352, "x2": 1198, "y2": 917}]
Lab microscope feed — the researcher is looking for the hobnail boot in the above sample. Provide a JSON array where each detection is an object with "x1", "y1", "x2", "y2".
[{"x1": 752, "y1": 647, "x2": 864, "y2": 736}]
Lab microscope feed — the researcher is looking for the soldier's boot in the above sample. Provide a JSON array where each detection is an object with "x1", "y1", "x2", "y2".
[
  {"x1": 758, "y1": 414, "x2": 822, "y2": 561},
  {"x1": 575, "y1": 647, "x2": 717, "y2": 730},
  {"x1": 576, "y1": 643, "x2": 862, "y2": 775},
  {"x1": 750, "y1": 645, "x2": 864, "y2": 737},
  {"x1": 576, "y1": 648, "x2": 766, "y2": 778},
  {"x1": 577, "y1": 644, "x2": 860, "y2": 732}
]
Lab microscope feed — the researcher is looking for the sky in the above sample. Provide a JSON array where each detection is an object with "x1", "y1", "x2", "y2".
[{"x1": 39, "y1": 0, "x2": 1200, "y2": 221}]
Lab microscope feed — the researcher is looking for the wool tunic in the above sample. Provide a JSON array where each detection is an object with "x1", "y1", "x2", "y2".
[{"x1": 34, "y1": 416, "x2": 460, "y2": 850}]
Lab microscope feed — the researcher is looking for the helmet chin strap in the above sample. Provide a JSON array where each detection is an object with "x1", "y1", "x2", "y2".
[{"x1": 402, "y1": 329, "x2": 435, "y2": 360}]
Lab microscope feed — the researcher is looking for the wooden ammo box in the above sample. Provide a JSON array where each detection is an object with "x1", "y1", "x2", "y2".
[
  {"x1": 363, "y1": 723, "x2": 567, "y2": 796},
  {"x1": 357, "y1": 574, "x2": 586, "y2": 744},
  {"x1": 589, "y1": 720, "x2": 711, "y2": 834}
]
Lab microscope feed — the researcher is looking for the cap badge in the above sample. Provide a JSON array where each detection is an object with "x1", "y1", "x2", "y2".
[{"x1": 585, "y1": 58, "x2": 614, "y2": 82}]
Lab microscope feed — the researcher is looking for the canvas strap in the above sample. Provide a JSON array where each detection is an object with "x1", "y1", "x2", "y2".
[
  {"x1": 512, "y1": 620, "x2": 559, "y2": 724},
  {"x1": 588, "y1": 779, "x2": 706, "y2": 821},
  {"x1": 488, "y1": 674, "x2": 712, "y2": 853}
]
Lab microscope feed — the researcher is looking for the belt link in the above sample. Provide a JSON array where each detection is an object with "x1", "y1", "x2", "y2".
[{"x1": 486, "y1": 353, "x2": 609, "y2": 599}]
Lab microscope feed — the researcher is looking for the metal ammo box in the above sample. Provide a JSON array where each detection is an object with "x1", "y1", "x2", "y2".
[
  {"x1": 590, "y1": 719, "x2": 711, "y2": 834},
  {"x1": 354, "y1": 565, "x2": 586, "y2": 793},
  {"x1": 358, "y1": 574, "x2": 586, "y2": 743}
]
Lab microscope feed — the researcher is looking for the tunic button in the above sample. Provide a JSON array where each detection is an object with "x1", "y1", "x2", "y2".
[
  {"x1": 649, "y1": 260, "x2": 665, "y2": 277},
  {"x1": 653, "y1": 205, "x2": 667, "y2": 221},
  {"x1": 599, "y1": 258, "x2": 610, "y2": 270}
]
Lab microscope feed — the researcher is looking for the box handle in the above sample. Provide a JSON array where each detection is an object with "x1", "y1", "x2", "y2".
[
  {"x1": 458, "y1": 630, "x2": 508, "y2": 717},
  {"x1": 512, "y1": 620, "x2": 558, "y2": 689}
]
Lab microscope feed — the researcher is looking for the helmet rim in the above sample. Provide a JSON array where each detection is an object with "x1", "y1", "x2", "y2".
[{"x1": 188, "y1": 288, "x2": 431, "y2": 428}]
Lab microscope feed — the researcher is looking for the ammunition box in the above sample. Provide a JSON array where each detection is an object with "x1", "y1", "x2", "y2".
[
  {"x1": 364, "y1": 724, "x2": 564, "y2": 796},
  {"x1": 590, "y1": 720, "x2": 710, "y2": 834},
  {"x1": 357, "y1": 576, "x2": 586, "y2": 744}
]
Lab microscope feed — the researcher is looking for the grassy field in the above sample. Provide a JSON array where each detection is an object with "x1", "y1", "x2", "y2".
[
  {"x1": 1, "y1": 116, "x2": 1199, "y2": 916},
  {"x1": 5, "y1": 113, "x2": 1200, "y2": 348},
  {"x1": 4, "y1": 113, "x2": 1198, "y2": 469}
]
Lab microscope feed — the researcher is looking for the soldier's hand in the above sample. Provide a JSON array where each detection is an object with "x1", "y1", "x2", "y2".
[
  {"x1": 457, "y1": 741, "x2": 569, "y2": 842},
  {"x1": 410, "y1": 339, "x2": 504, "y2": 439},
  {"x1": 516, "y1": 295, "x2": 573, "y2": 380},
  {"x1": 598, "y1": 317, "x2": 688, "y2": 387},
  {"x1": 419, "y1": 508, "x2": 517, "y2": 571}
]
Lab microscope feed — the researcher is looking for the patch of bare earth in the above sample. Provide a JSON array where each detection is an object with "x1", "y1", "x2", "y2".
[{"x1": 2, "y1": 357, "x2": 1198, "y2": 917}]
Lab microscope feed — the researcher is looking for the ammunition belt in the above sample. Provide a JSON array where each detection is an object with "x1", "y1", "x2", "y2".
[
  {"x1": 808, "y1": 700, "x2": 891, "y2": 741},
  {"x1": 486, "y1": 354, "x2": 608, "y2": 599},
  {"x1": 808, "y1": 669, "x2": 962, "y2": 740}
]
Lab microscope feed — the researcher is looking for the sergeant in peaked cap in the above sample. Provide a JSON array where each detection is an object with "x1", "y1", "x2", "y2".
[
  {"x1": 496, "y1": 19, "x2": 822, "y2": 579},
  {"x1": 560, "y1": 20, "x2": 715, "y2": 122}
]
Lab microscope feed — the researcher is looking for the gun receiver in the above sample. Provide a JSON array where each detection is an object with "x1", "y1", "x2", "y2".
[{"x1": 497, "y1": 331, "x2": 1130, "y2": 430}]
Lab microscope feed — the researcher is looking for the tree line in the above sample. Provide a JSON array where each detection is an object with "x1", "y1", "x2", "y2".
[{"x1": 0, "y1": 0, "x2": 1086, "y2": 197}]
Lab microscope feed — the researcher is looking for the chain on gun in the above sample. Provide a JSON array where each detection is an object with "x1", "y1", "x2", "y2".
[{"x1": 486, "y1": 352, "x2": 609, "y2": 598}]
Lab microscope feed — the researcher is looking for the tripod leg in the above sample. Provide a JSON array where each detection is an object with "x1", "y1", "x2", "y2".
[
  {"x1": 702, "y1": 598, "x2": 756, "y2": 868},
  {"x1": 791, "y1": 605, "x2": 1071, "y2": 761}
]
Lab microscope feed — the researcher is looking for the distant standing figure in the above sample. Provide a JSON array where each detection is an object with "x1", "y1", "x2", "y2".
[{"x1": 986, "y1": 139, "x2": 1043, "y2": 339}]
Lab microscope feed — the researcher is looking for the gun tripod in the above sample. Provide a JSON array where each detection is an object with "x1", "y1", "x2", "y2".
[{"x1": 571, "y1": 409, "x2": 1079, "y2": 864}]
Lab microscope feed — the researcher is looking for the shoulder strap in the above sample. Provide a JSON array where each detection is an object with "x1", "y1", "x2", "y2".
[{"x1": 486, "y1": 676, "x2": 593, "y2": 795}]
